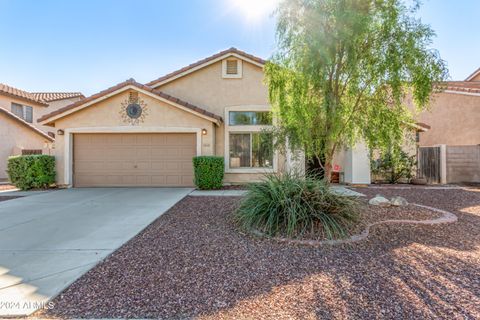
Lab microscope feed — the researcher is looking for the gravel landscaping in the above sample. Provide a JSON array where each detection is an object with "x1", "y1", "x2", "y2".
[{"x1": 36, "y1": 187, "x2": 480, "y2": 319}]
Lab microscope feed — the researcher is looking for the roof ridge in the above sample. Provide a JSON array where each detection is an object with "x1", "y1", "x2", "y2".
[
  {"x1": 0, "y1": 83, "x2": 48, "y2": 106},
  {"x1": 31, "y1": 91, "x2": 85, "y2": 102},
  {"x1": 38, "y1": 79, "x2": 223, "y2": 124},
  {"x1": 146, "y1": 47, "x2": 267, "y2": 87}
]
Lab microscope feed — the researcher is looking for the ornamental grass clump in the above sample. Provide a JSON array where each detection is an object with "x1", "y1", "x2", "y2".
[{"x1": 236, "y1": 173, "x2": 359, "y2": 240}]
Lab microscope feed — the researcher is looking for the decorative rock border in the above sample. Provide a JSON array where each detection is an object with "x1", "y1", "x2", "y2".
[{"x1": 248, "y1": 203, "x2": 458, "y2": 246}]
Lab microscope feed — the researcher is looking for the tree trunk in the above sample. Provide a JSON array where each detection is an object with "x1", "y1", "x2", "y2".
[{"x1": 324, "y1": 161, "x2": 332, "y2": 184}]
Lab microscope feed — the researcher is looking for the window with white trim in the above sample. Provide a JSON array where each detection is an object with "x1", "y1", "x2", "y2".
[
  {"x1": 229, "y1": 132, "x2": 273, "y2": 168},
  {"x1": 11, "y1": 103, "x2": 33, "y2": 123},
  {"x1": 222, "y1": 58, "x2": 243, "y2": 78},
  {"x1": 229, "y1": 111, "x2": 272, "y2": 126},
  {"x1": 225, "y1": 108, "x2": 274, "y2": 170}
]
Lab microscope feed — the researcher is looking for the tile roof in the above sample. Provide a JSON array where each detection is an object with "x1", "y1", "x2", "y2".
[
  {"x1": 0, "y1": 83, "x2": 48, "y2": 106},
  {"x1": 0, "y1": 107, "x2": 54, "y2": 141},
  {"x1": 38, "y1": 78, "x2": 223, "y2": 124},
  {"x1": 32, "y1": 92, "x2": 85, "y2": 102},
  {"x1": 146, "y1": 47, "x2": 267, "y2": 87},
  {"x1": 439, "y1": 81, "x2": 480, "y2": 94}
]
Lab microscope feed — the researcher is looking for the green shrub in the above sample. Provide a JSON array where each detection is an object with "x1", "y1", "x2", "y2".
[
  {"x1": 371, "y1": 149, "x2": 416, "y2": 184},
  {"x1": 193, "y1": 156, "x2": 224, "y2": 190},
  {"x1": 236, "y1": 173, "x2": 359, "y2": 239},
  {"x1": 7, "y1": 155, "x2": 56, "y2": 190}
]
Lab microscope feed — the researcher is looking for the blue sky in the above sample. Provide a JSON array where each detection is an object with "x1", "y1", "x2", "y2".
[{"x1": 0, "y1": 0, "x2": 478, "y2": 96}]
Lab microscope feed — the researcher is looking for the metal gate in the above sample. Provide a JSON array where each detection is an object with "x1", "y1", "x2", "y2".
[{"x1": 417, "y1": 146, "x2": 441, "y2": 184}]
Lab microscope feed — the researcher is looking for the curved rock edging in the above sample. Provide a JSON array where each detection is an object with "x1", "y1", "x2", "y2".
[{"x1": 248, "y1": 204, "x2": 458, "y2": 246}]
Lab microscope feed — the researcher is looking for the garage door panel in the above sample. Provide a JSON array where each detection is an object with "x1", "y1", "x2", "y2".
[{"x1": 73, "y1": 133, "x2": 196, "y2": 187}]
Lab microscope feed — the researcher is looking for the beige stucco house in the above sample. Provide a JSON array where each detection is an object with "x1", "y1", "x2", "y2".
[
  {"x1": 404, "y1": 67, "x2": 480, "y2": 184},
  {"x1": 38, "y1": 48, "x2": 371, "y2": 188},
  {"x1": 0, "y1": 83, "x2": 84, "y2": 180},
  {"x1": 416, "y1": 68, "x2": 480, "y2": 146}
]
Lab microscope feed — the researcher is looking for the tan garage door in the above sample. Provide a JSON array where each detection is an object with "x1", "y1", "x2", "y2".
[{"x1": 73, "y1": 133, "x2": 196, "y2": 187}]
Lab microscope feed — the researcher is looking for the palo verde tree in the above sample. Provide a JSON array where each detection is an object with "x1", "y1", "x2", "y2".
[{"x1": 265, "y1": 0, "x2": 448, "y2": 180}]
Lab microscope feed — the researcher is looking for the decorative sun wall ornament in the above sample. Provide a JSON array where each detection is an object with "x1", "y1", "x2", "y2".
[{"x1": 120, "y1": 91, "x2": 148, "y2": 125}]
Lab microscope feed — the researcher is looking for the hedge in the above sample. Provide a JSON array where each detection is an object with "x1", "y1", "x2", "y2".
[
  {"x1": 7, "y1": 155, "x2": 56, "y2": 190},
  {"x1": 192, "y1": 156, "x2": 224, "y2": 190}
]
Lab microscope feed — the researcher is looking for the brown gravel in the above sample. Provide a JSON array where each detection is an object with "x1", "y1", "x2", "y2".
[{"x1": 36, "y1": 187, "x2": 480, "y2": 319}]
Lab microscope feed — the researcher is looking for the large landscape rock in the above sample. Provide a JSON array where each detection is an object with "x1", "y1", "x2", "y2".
[
  {"x1": 368, "y1": 195, "x2": 391, "y2": 206},
  {"x1": 391, "y1": 196, "x2": 408, "y2": 206}
]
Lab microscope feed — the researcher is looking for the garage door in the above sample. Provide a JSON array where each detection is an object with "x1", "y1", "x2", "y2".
[{"x1": 73, "y1": 133, "x2": 196, "y2": 187}]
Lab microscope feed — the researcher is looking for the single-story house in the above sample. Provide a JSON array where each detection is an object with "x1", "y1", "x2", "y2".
[
  {"x1": 0, "y1": 83, "x2": 84, "y2": 180},
  {"x1": 38, "y1": 48, "x2": 372, "y2": 188}
]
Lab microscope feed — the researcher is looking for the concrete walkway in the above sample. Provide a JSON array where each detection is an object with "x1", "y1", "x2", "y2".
[
  {"x1": 0, "y1": 188, "x2": 192, "y2": 316},
  {"x1": 189, "y1": 186, "x2": 365, "y2": 197}
]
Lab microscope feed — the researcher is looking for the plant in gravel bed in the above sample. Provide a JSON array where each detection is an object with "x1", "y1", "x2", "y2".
[{"x1": 236, "y1": 173, "x2": 360, "y2": 239}]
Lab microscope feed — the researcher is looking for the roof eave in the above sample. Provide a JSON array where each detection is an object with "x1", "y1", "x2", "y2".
[{"x1": 39, "y1": 81, "x2": 223, "y2": 126}]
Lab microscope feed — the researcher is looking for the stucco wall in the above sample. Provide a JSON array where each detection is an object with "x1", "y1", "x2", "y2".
[
  {"x1": 0, "y1": 113, "x2": 52, "y2": 180},
  {"x1": 415, "y1": 92, "x2": 480, "y2": 146},
  {"x1": 36, "y1": 97, "x2": 83, "y2": 133},
  {"x1": 157, "y1": 60, "x2": 269, "y2": 115},
  {"x1": 469, "y1": 74, "x2": 480, "y2": 81},
  {"x1": 52, "y1": 90, "x2": 215, "y2": 185},
  {"x1": 0, "y1": 95, "x2": 47, "y2": 127},
  {"x1": 0, "y1": 94, "x2": 82, "y2": 135},
  {"x1": 157, "y1": 59, "x2": 285, "y2": 183},
  {"x1": 446, "y1": 145, "x2": 480, "y2": 183}
]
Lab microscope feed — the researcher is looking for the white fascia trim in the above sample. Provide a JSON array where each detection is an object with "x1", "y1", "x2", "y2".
[
  {"x1": 40, "y1": 85, "x2": 221, "y2": 126},
  {"x1": 63, "y1": 126, "x2": 202, "y2": 187},
  {"x1": 465, "y1": 68, "x2": 480, "y2": 81},
  {"x1": 223, "y1": 105, "x2": 278, "y2": 174},
  {"x1": 151, "y1": 53, "x2": 264, "y2": 88},
  {"x1": 444, "y1": 90, "x2": 480, "y2": 97}
]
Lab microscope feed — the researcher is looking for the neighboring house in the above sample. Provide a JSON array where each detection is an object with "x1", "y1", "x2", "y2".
[
  {"x1": 38, "y1": 48, "x2": 371, "y2": 188},
  {"x1": 31, "y1": 92, "x2": 85, "y2": 134},
  {"x1": 415, "y1": 68, "x2": 480, "y2": 146},
  {"x1": 406, "y1": 68, "x2": 480, "y2": 184},
  {"x1": 0, "y1": 108, "x2": 54, "y2": 181},
  {"x1": 0, "y1": 83, "x2": 84, "y2": 180}
]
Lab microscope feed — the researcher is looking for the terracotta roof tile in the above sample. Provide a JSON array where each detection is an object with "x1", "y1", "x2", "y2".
[
  {"x1": 38, "y1": 79, "x2": 223, "y2": 124},
  {"x1": 437, "y1": 81, "x2": 480, "y2": 94},
  {"x1": 146, "y1": 47, "x2": 267, "y2": 87},
  {"x1": 0, "y1": 83, "x2": 48, "y2": 106},
  {"x1": 31, "y1": 92, "x2": 85, "y2": 102},
  {"x1": 0, "y1": 107, "x2": 54, "y2": 141}
]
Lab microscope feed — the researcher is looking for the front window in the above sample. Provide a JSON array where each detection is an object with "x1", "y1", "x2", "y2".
[
  {"x1": 11, "y1": 103, "x2": 23, "y2": 118},
  {"x1": 229, "y1": 132, "x2": 273, "y2": 168},
  {"x1": 229, "y1": 111, "x2": 272, "y2": 126},
  {"x1": 11, "y1": 103, "x2": 33, "y2": 123},
  {"x1": 24, "y1": 106, "x2": 33, "y2": 123}
]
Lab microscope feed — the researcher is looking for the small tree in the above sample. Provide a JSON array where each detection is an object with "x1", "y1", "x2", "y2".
[
  {"x1": 371, "y1": 147, "x2": 416, "y2": 183},
  {"x1": 265, "y1": 0, "x2": 447, "y2": 181}
]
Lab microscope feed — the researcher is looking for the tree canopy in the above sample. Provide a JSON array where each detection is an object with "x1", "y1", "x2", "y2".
[{"x1": 265, "y1": 0, "x2": 448, "y2": 178}]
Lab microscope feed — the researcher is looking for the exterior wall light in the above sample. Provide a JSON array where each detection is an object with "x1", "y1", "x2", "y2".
[
  {"x1": 57, "y1": 129, "x2": 64, "y2": 135},
  {"x1": 202, "y1": 128, "x2": 207, "y2": 135}
]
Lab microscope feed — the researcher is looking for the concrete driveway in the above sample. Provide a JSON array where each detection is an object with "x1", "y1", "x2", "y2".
[{"x1": 0, "y1": 188, "x2": 192, "y2": 316}]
